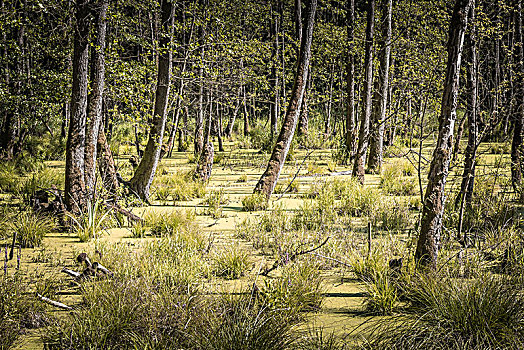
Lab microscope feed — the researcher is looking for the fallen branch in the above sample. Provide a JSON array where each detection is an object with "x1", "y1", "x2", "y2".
[
  {"x1": 276, "y1": 149, "x2": 315, "y2": 201},
  {"x1": 260, "y1": 236, "x2": 330, "y2": 276},
  {"x1": 37, "y1": 293, "x2": 72, "y2": 310},
  {"x1": 104, "y1": 203, "x2": 143, "y2": 223},
  {"x1": 309, "y1": 252, "x2": 353, "y2": 268},
  {"x1": 61, "y1": 268, "x2": 81, "y2": 279}
]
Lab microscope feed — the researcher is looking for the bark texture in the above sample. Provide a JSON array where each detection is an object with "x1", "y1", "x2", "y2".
[
  {"x1": 254, "y1": 0, "x2": 317, "y2": 198},
  {"x1": 84, "y1": 0, "x2": 108, "y2": 198},
  {"x1": 367, "y1": 0, "x2": 392, "y2": 173},
  {"x1": 65, "y1": 0, "x2": 91, "y2": 213},
  {"x1": 352, "y1": 0, "x2": 375, "y2": 184},
  {"x1": 415, "y1": 0, "x2": 473, "y2": 270},
  {"x1": 345, "y1": 0, "x2": 356, "y2": 164},
  {"x1": 128, "y1": 0, "x2": 174, "y2": 201},
  {"x1": 511, "y1": 0, "x2": 524, "y2": 192}
]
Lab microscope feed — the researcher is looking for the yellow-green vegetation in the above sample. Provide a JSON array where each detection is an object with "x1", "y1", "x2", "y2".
[{"x1": 11, "y1": 211, "x2": 55, "y2": 248}]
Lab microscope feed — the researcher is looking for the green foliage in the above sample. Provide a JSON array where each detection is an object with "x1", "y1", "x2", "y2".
[
  {"x1": 154, "y1": 171, "x2": 206, "y2": 202},
  {"x1": 68, "y1": 201, "x2": 111, "y2": 242},
  {"x1": 274, "y1": 179, "x2": 300, "y2": 194},
  {"x1": 144, "y1": 209, "x2": 202, "y2": 240},
  {"x1": 242, "y1": 192, "x2": 268, "y2": 211},
  {"x1": 380, "y1": 161, "x2": 417, "y2": 196},
  {"x1": 202, "y1": 189, "x2": 228, "y2": 219},
  {"x1": 0, "y1": 276, "x2": 48, "y2": 350},
  {"x1": 212, "y1": 245, "x2": 250, "y2": 279},
  {"x1": 364, "y1": 274, "x2": 524, "y2": 349},
  {"x1": 260, "y1": 261, "x2": 324, "y2": 313},
  {"x1": 11, "y1": 211, "x2": 55, "y2": 248},
  {"x1": 236, "y1": 174, "x2": 248, "y2": 183}
]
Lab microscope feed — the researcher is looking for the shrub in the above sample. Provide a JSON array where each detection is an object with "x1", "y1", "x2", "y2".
[
  {"x1": 212, "y1": 245, "x2": 250, "y2": 279},
  {"x1": 11, "y1": 211, "x2": 55, "y2": 248},
  {"x1": 242, "y1": 193, "x2": 268, "y2": 211}
]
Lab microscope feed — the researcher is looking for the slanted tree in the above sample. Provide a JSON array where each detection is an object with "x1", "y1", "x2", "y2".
[
  {"x1": 128, "y1": 0, "x2": 175, "y2": 201},
  {"x1": 415, "y1": 0, "x2": 474, "y2": 270},
  {"x1": 352, "y1": 0, "x2": 375, "y2": 184},
  {"x1": 254, "y1": 0, "x2": 317, "y2": 198},
  {"x1": 367, "y1": 0, "x2": 392, "y2": 173}
]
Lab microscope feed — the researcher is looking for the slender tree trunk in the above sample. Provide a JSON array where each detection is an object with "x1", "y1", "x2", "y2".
[
  {"x1": 415, "y1": 0, "x2": 473, "y2": 270},
  {"x1": 296, "y1": 0, "x2": 309, "y2": 137},
  {"x1": 270, "y1": 1, "x2": 280, "y2": 140},
  {"x1": 325, "y1": 61, "x2": 335, "y2": 134},
  {"x1": 243, "y1": 85, "x2": 250, "y2": 136},
  {"x1": 511, "y1": 0, "x2": 524, "y2": 192},
  {"x1": 367, "y1": 0, "x2": 392, "y2": 173},
  {"x1": 254, "y1": 0, "x2": 317, "y2": 198},
  {"x1": 456, "y1": 3, "x2": 478, "y2": 244},
  {"x1": 194, "y1": 45, "x2": 205, "y2": 157},
  {"x1": 352, "y1": 0, "x2": 375, "y2": 184},
  {"x1": 84, "y1": 0, "x2": 108, "y2": 199},
  {"x1": 128, "y1": 0, "x2": 175, "y2": 201},
  {"x1": 345, "y1": 0, "x2": 356, "y2": 164},
  {"x1": 195, "y1": 93, "x2": 214, "y2": 182},
  {"x1": 65, "y1": 0, "x2": 91, "y2": 213},
  {"x1": 225, "y1": 87, "x2": 241, "y2": 137}
]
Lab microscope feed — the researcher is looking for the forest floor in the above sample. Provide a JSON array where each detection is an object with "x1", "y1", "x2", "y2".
[{"x1": 2, "y1": 140, "x2": 511, "y2": 349}]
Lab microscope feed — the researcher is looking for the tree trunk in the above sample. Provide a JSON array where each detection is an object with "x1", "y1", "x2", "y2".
[
  {"x1": 511, "y1": 0, "x2": 524, "y2": 192},
  {"x1": 455, "y1": 3, "x2": 478, "y2": 243},
  {"x1": 194, "y1": 45, "x2": 205, "y2": 157},
  {"x1": 195, "y1": 98, "x2": 214, "y2": 182},
  {"x1": 270, "y1": 1, "x2": 280, "y2": 141},
  {"x1": 84, "y1": 0, "x2": 108, "y2": 199},
  {"x1": 415, "y1": 0, "x2": 473, "y2": 270},
  {"x1": 128, "y1": 0, "x2": 174, "y2": 201},
  {"x1": 225, "y1": 87, "x2": 241, "y2": 137},
  {"x1": 367, "y1": 0, "x2": 392, "y2": 173},
  {"x1": 243, "y1": 85, "x2": 250, "y2": 136},
  {"x1": 65, "y1": 0, "x2": 91, "y2": 213},
  {"x1": 345, "y1": 0, "x2": 356, "y2": 164},
  {"x1": 352, "y1": 0, "x2": 375, "y2": 184},
  {"x1": 254, "y1": 0, "x2": 317, "y2": 198},
  {"x1": 97, "y1": 118, "x2": 119, "y2": 196}
]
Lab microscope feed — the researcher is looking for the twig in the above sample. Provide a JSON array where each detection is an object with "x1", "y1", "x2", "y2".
[
  {"x1": 276, "y1": 149, "x2": 315, "y2": 201},
  {"x1": 260, "y1": 236, "x2": 330, "y2": 276},
  {"x1": 37, "y1": 294, "x2": 72, "y2": 310},
  {"x1": 61, "y1": 268, "x2": 81, "y2": 279},
  {"x1": 104, "y1": 202, "x2": 143, "y2": 223},
  {"x1": 309, "y1": 252, "x2": 352, "y2": 268}
]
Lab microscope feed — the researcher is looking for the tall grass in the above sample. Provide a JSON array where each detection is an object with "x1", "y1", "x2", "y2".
[
  {"x1": 363, "y1": 273, "x2": 524, "y2": 349},
  {"x1": 11, "y1": 211, "x2": 55, "y2": 248}
]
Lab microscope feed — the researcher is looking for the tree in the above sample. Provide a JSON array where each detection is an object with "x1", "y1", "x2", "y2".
[
  {"x1": 128, "y1": 0, "x2": 175, "y2": 201},
  {"x1": 511, "y1": 0, "x2": 524, "y2": 192},
  {"x1": 65, "y1": 0, "x2": 91, "y2": 213},
  {"x1": 367, "y1": 0, "x2": 392, "y2": 173},
  {"x1": 84, "y1": 0, "x2": 109, "y2": 199},
  {"x1": 415, "y1": 0, "x2": 474, "y2": 270},
  {"x1": 353, "y1": 0, "x2": 375, "y2": 184},
  {"x1": 345, "y1": 0, "x2": 356, "y2": 164},
  {"x1": 254, "y1": 0, "x2": 317, "y2": 198}
]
